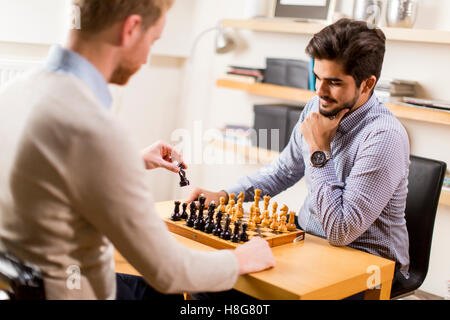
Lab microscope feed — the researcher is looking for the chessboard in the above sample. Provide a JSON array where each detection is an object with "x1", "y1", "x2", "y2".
[{"x1": 164, "y1": 190, "x2": 305, "y2": 250}]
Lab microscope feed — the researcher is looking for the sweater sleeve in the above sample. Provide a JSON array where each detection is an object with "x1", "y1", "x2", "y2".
[{"x1": 67, "y1": 117, "x2": 239, "y2": 294}]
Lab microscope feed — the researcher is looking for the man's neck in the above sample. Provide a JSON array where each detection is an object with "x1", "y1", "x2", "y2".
[
  {"x1": 351, "y1": 91, "x2": 373, "y2": 113},
  {"x1": 65, "y1": 33, "x2": 117, "y2": 83}
]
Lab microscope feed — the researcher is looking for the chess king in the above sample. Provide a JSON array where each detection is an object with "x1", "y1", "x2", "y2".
[{"x1": 188, "y1": 18, "x2": 410, "y2": 300}]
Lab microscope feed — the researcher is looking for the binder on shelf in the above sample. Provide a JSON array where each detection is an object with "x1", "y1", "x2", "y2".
[{"x1": 308, "y1": 58, "x2": 316, "y2": 91}]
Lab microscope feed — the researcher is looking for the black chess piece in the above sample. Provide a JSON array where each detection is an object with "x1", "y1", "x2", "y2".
[
  {"x1": 204, "y1": 211, "x2": 215, "y2": 234},
  {"x1": 171, "y1": 201, "x2": 181, "y2": 221},
  {"x1": 240, "y1": 223, "x2": 249, "y2": 242},
  {"x1": 193, "y1": 206, "x2": 205, "y2": 231},
  {"x1": 180, "y1": 202, "x2": 188, "y2": 220},
  {"x1": 213, "y1": 211, "x2": 224, "y2": 236},
  {"x1": 186, "y1": 201, "x2": 197, "y2": 228},
  {"x1": 204, "y1": 202, "x2": 217, "y2": 234},
  {"x1": 194, "y1": 195, "x2": 206, "y2": 231},
  {"x1": 198, "y1": 195, "x2": 206, "y2": 214},
  {"x1": 220, "y1": 216, "x2": 232, "y2": 240},
  {"x1": 178, "y1": 163, "x2": 190, "y2": 187},
  {"x1": 231, "y1": 221, "x2": 241, "y2": 243}
]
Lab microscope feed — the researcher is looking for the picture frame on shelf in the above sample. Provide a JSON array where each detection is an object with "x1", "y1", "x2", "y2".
[{"x1": 269, "y1": 0, "x2": 336, "y2": 23}]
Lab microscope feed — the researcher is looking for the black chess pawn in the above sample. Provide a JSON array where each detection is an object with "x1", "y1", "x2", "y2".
[
  {"x1": 171, "y1": 201, "x2": 181, "y2": 221},
  {"x1": 180, "y1": 202, "x2": 188, "y2": 220},
  {"x1": 204, "y1": 202, "x2": 217, "y2": 234},
  {"x1": 220, "y1": 216, "x2": 232, "y2": 240},
  {"x1": 186, "y1": 201, "x2": 197, "y2": 228},
  {"x1": 240, "y1": 223, "x2": 249, "y2": 242},
  {"x1": 207, "y1": 201, "x2": 217, "y2": 215},
  {"x1": 204, "y1": 210, "x2": 215, "y2": 234},
  {"x1": 213, "y1": 211, "x2": 224, "y2": 236},
  {"x1": 231, "y1": 221, "x2": 241, "y2": 243},
  {"x1": 178, "y1": 163, "x2": 190, "y2": 187},
  {"x1": 193, "y1": 206, "x2": 205, "y2": 231}
]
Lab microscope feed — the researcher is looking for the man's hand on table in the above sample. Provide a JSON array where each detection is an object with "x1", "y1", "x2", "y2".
[{"x1": 233, "y1": 237, "x2": 276, "y2": 275}]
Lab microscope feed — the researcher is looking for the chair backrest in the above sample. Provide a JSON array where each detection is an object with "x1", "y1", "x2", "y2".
[
  {"x1": 404, "y1": 155, "x2": 446, "y2": 285},
  {"x1": 0, "y1": 252, "x2": 46, "y2": 300}
]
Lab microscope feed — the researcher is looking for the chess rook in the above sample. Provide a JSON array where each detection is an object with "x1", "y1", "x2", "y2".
[
  {"x1": 171, "y1": 201, "x2": 181, "y2": 221},
  {"x1": 231, "y1": 221, "x2": 241, "y2": 243}
]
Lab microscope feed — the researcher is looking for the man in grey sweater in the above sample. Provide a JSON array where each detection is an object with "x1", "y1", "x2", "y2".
[{"x1": 0, "y1": 0, "x2": 275, "y2": 300}]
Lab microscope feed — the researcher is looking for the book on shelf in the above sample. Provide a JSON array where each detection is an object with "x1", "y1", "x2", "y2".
[
  {"x1": 402, "y1": 97, "x2": 450, "y2": 112},
  {"x1": 225, "y1": 65, "x2": 265, "y2": 83},
  {"x1": 213, "y1": 125, "x2": 253, "y2": 146},
  {"x1": 375, "y1": 78, "x2": 417, "y2": 99}
]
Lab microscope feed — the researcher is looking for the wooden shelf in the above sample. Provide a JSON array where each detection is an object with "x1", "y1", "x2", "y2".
[
  {"x1": 216, "y1": 78, "x2": 450, "y2": 126},
  {"x1": 222, "y1": 19, "x2": 450, "y2": 45},
  {"x1": 217, "y1": 78, "x2": 316, "y2": 102}
]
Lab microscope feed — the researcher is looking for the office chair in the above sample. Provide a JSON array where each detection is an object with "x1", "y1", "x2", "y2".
[
  {"x1": 390, "y1": 155, "x2": 446, "y2": 299},
  {"x1": 0, "y1": 251, "x2": 46, "y2": 300}
]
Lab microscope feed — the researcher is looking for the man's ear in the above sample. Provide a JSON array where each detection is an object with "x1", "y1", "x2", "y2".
[
  {"x1": 362, "y1": 75, "x2": 377, "y2": 94},
  {"x1": 120, "y1": 15, "x2": 143, "y2": 47}
]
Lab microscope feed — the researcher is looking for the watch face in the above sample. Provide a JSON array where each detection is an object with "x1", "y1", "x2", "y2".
[{"x1": 311, "y1": 151, "x2": 326, "y2": 167}]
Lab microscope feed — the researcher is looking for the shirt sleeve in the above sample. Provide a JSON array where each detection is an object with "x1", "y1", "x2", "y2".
[
  {"x1": 310, "y1": 128, "x2": 409, "y2": 246},
  {"x1": 225, "y1": 104, "x2": 310, "y2": 201},
  {"x1": 67, "y1": 117, "x2": 239, "y2": 294}
]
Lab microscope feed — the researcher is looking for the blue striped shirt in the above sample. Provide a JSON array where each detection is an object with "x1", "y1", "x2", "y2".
[{"x1": 226, "y1": 94, "x2": 410, "y2": 278}]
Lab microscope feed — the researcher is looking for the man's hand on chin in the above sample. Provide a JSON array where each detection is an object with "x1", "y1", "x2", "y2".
[{"x1": 300, "y1": 108, "x2": 349, "y2": 153}]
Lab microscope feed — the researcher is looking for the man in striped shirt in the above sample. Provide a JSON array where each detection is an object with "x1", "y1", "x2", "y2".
[{"x1": 189, "y1": 19, "x2": 410, "y2": 297}]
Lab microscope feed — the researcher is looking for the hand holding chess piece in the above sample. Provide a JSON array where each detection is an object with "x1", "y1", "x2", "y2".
[{"x1": 141, "y1": 141, "x2": 186, "y2": 173}]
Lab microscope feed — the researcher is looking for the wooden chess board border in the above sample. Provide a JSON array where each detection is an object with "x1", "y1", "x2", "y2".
[{"x1": 164, "y1": 218, "x2": 305, "y2": 250}]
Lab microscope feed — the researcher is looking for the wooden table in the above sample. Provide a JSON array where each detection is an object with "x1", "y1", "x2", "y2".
[{"x1": 115, "y1": 201, "x2": 396, "y2": 300}]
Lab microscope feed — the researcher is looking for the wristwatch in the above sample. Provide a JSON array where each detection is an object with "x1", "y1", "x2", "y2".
[{"x1": 310, "y1": 150, "x2": 332, "y2": 168}]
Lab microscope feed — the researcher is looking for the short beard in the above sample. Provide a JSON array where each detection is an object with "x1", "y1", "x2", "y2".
[
  {"x1": 319, "y1": 91, "x2": 360, "y2": 118},
  {"x1": 110, "y1": 64, "x2": 140, "y2": 86}
]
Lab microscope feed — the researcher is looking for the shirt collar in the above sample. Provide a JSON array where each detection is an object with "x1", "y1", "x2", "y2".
[
  {"x1": 45, "y1": 45, "x2": 113, "y2": 109},
  {"x1": 337, "y1": 93, "x2": 378, "y2": 134}
]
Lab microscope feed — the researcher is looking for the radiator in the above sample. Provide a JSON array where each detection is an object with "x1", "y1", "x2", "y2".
[{"x1": 0, "y1": 60, "x2": 41, "y2": 88}]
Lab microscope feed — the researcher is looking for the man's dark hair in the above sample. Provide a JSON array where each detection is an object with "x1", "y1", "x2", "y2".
[{"x1": 306, "y1": 18, "x2": 386, "y2": 88}]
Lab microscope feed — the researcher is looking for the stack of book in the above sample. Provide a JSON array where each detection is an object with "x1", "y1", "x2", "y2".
[
  {"x1": 401, "y1": 97, "x2": 450, "y2": 112},
  {"x1": 222, "y1": 65, "x2": 265, "y2": 84},
  {"x1": 375, "y1": 78, "x2": 418, "y2": 103},
  {"x1": 217, "y1": 125, "x2": 253, "y2": 146}
]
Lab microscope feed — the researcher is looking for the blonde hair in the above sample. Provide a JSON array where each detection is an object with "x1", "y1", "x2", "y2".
[{"x1": 73, "y1": 0, "x2": 174, "y2": 34}]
